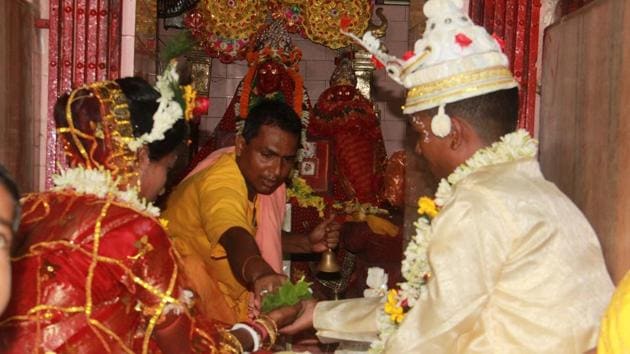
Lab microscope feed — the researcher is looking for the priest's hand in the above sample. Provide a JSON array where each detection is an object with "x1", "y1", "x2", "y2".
[
  {"x1": 253, "y1": 273, "x2": 288, "y2": 305},
  {"x1": 308, "y1": 214, "x2": 341, "y2": 253},
  {"x1": 278, "y1": 298, "x2": 317, "y2": 335}
]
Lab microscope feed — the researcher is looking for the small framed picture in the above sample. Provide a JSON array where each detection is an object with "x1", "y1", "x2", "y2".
[
  {"x1": 302, "y1": 141, "x2": 317, "y2": 158},
  {"x1": 300, "y1": 159, "x2": 317, "y2": 176},
  {"x1": 299, "y1": 139, "x2": 331, "y2": 193}
]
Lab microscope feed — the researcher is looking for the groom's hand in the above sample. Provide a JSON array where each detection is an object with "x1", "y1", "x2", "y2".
[{"x1": 278, "y1": 298, "x2": 317, "y2": 335}]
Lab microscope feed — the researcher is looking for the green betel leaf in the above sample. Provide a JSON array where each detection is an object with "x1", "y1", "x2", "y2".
[
  {"x1": 160, "y1": 30, "x2": 196, "y2": 62},
  {"x1": 261, "y1": 277, "x2": 313, "y2": 313}
]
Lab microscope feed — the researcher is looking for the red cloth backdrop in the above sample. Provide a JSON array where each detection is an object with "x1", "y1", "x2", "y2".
[
  {"x1": 469, "y1": 0, "x2": 541, "y2": 134},
  {"x1": 46, "y1": 0, "x2": 123, "y2": 186}
]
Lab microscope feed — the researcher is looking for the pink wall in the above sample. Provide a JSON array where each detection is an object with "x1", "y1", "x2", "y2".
[{"x1": 201, "y1": 5, "x2": 409, "y2": 157}]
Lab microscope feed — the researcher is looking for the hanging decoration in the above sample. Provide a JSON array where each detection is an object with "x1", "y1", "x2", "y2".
[
  {"x1": 303, "y1": 0, "x2": 374, "y2": 49},
  {"x1": 184, "y1": 0, "x2": 375, "y2": 63},
  {"x1": 136, "y1": 0, "x2": 158, "y2": 57},
  {"x1": 157, "y1": 0, "x2": 200, "y2": 18},
  {"x1": 270, "y1": 3, "x2": 306, "y2": 36}
]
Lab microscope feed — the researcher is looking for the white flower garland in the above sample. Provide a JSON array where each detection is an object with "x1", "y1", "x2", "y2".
[
  {"x1": 369, "y1": 129, "x2": 538, "y2": 353},
  {"x1": 52, "y1": 167, "x2": 160, "y2": 217},
  {"x1": 128, "y1": 62, "x2": 184, "y2": 151}
]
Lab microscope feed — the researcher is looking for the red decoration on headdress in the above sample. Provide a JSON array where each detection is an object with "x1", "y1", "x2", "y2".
[
  {"x1": 340, "y1": 15, "x2": 353, "y2": 31},
  {"x1": 455, "y1": 33, "x2": 473, "y2": 48},
  {"x1": 492, "y1": 33, "x2": 506, "y2": 52},
  {"x1": 193, "y1": 96, "x2": 210, "y2": 116},
  {"x1": 371, "y1": 55, "x2": 384, "y2": 69},
  {"x1": 402, "y1": 50, "x2": 415, "y2": 61}
]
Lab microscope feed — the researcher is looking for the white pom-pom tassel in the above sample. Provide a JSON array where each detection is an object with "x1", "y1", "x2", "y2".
[{"x1": 431, "y1": 104, "x2": 452, "y2": 138}]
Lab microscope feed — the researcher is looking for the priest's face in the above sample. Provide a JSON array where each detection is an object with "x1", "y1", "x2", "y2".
[
  {"x1": 236, "y1": 124, "x2": 299, "y2": 198},
  {"x1": 0, "y1": 184, "x2": 15, "y2": 315},
  {"x1": 411, "y1": 112, "x2": 454, "y2": 179}
]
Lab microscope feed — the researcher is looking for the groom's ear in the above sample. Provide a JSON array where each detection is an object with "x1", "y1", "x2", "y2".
[{"x1": 449, "y1": 116, "x2": 464, "y2": 151}]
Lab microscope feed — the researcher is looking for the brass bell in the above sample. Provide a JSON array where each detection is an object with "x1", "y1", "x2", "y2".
[{"x1": 317, "y1": 248, "x2": 341, "y2": 274}]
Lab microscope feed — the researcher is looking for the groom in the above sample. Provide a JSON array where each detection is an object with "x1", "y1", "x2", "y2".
[{"x1": 281, "y1": 0, "x2": 613, "y2": 353}]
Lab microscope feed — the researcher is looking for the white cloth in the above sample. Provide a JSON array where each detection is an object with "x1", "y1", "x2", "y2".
[{"x1": 314, "y1": 158, "x2": 614, "y2": 353}]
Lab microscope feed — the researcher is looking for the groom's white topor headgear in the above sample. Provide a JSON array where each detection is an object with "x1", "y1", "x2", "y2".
[{"x1": 343, "y1": 0, "x2": 518, "y2": 137}]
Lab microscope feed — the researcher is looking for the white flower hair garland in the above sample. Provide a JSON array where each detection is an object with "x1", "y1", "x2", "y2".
[{"x1": 128, "y1": 61, "x2": 184, "y2": 151}]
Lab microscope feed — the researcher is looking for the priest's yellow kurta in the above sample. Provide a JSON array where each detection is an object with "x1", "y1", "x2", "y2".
[
  {"x1": 598, "y1": 270, "x2": 630, "y2": 354},
  {"x1": 314, "y1": 158, "x2": 613, "y2": 353},
  {"x1": 163, "y1": 152, "x2": 256, "y2": 324}
]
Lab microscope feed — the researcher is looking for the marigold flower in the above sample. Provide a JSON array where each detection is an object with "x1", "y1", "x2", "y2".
[
  {"x1": 417, "y1": 196, "x2": 438, "y2": 218},
  {"x1": 384, "y1": 289, "x2": 405, "y2": 323},
  {"x1": 183, "y1": 85, "x2": 196, "y2": 121}
]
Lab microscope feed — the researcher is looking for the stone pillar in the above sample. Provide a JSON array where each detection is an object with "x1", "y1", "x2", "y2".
[{"x1": 353, "y1": 49, "x2": 376, "y2": 100}]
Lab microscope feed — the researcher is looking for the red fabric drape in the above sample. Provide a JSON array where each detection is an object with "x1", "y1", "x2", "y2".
[
  {"x1": 46, "y1": 0, "x2": 122, "y2": 186},
  {"x1": 469, "y1": 0, "x2": 541, "y2": 135}
]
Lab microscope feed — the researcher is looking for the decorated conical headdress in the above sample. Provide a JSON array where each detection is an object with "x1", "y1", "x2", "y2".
[
  {"x1": 238, "y1": 20, "x2": 306, "y2": 121},
  {"x1": 247, "y1": 20, "x2": 302, "y2": 71},
  {"x1": 343, "y1": 0, "x2": 518, "y2": 137},
  {"x1": 329, "y1": 57, "x2": 357, "y2": 87}
]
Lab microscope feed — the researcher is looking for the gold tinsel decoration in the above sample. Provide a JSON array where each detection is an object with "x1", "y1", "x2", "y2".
[
  {"x1": 303, "y1": 0, "x2": 373, "y2": 49},
  {"x1": 198, "y1": 0, "x2": 267, "y2": 40}
]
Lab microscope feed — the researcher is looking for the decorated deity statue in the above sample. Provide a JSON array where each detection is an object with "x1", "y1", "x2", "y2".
[
  {"x1": 288, "y1": 57, "x2": 403, "y2": 301},
  {"x1": 310, "y1": 57, "x2": 386, "y2": 205},
  {"x1": 183, "y1": 20, "x2": 310, "y2": 174}
]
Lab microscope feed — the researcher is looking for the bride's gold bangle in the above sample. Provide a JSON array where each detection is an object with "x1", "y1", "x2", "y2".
[{"x1": 255, "y1": 313, "x2": 278, "y2": 348}]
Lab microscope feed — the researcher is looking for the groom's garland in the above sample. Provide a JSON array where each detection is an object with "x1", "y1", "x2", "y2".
[{"x1": 370, "y1": 130, "x2": 538, "y2": 353}]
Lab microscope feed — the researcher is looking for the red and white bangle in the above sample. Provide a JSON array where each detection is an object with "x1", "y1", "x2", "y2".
[
  {"x1": 231, "y1": 323, "x2": 261, "y2": 353},
  {"x1": 247, "y1": 319, "x2": 269, "y2": 343}
]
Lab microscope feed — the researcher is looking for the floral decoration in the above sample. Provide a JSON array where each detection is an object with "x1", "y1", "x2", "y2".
[
  {"x1": 183, "y1": 85, "x2": 197, "y2": 121},
  {"x1": 128, "y1": 61, "x2": 187, "y2": 151},
  {"x1": 52, "y1": 167, "x2": 160, "y2": 217},
  {"x1": 287, "y1": 175, "x2": 327, "y2": 217},
  {"x1": 185, "y1": 1, "x2": 374, "y2": 62}
]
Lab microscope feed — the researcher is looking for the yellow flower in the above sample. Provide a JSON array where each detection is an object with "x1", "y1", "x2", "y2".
[
  {"x1": 386, "y1": 289, "x2": 398, "y2": 303},
  {"x1": 159, "y1": 218, "x2": 169, "y2": 230},
  {"x1": 384, "y1": 289, "x2": 405, "y2": 323},
  {"x1": 417, "y1": 196, "x2": 438, "y2": 218},
  {"x1": 183, "y1": 85, "x2": 196, "y2": 121},
  {"x1": 287, "y1": 176, "x2": 325, "y2": 217}
]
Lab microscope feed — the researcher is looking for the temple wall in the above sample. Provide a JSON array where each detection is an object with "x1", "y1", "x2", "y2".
[
  {"x1": 200, "y1": 5, "x2": 410, "y2": 157},
  {"x1": 539, "y1": 0, "x2": 630, "y2": 283}
]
